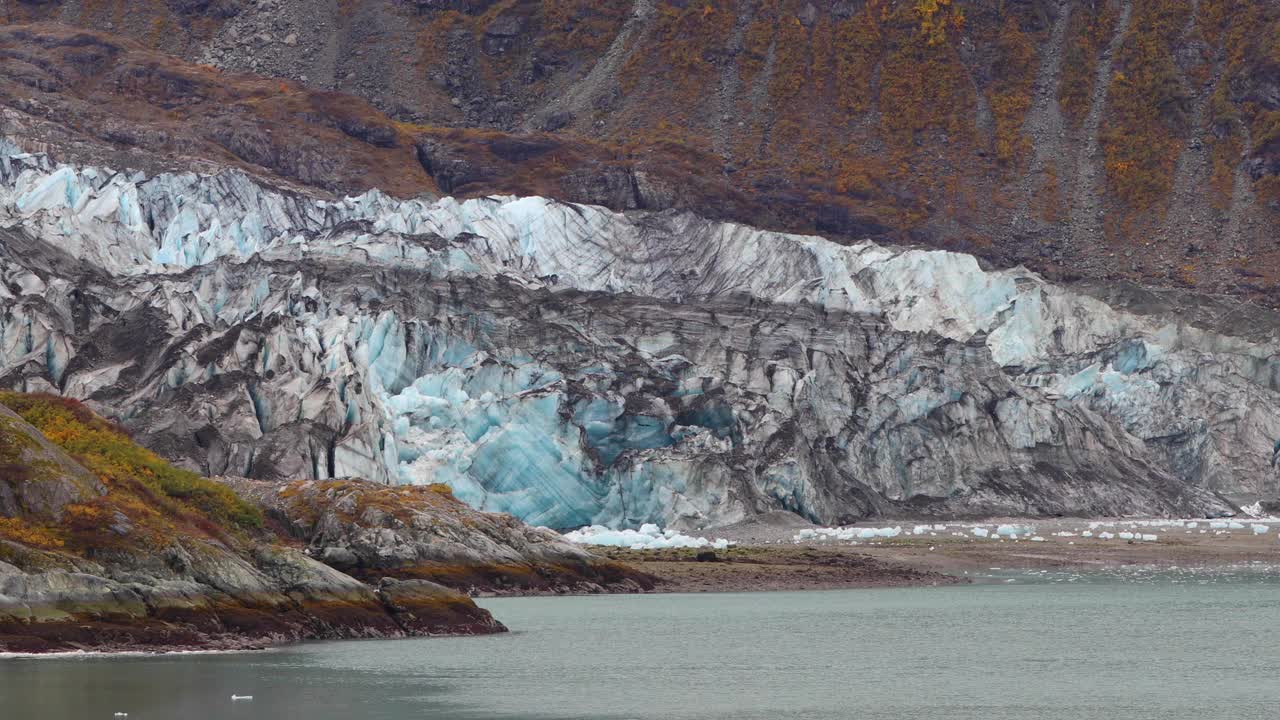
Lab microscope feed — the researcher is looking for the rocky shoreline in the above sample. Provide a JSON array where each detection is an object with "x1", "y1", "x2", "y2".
[
  {"x1": 2, "y1": 392, "x2": 1275, "y2": 655},
  {"x1": 0, "y1": 573, "x2": 506, "y2": 655},
  {"x1": 576, "y1": 512, "x2": 1280, "y2": 594},
  {"x1": 0, "y1": 396, "x2": 649, "y2": 654},
  {"x1": 8, "y1": 525, "x2": 1275, "y2": 654},
  {"x1": 588, "y1": 545, "x2": 965, "y2": 594}
]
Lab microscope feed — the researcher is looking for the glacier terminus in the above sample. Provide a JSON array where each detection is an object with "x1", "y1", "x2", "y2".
[{"x1": 3, "y1": 150, "x2": 1277, "y2": 530}]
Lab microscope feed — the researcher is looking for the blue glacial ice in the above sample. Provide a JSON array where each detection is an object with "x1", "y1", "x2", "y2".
[{"x1": 0, "y1": 151, "x2": 1275, "y2": 530}]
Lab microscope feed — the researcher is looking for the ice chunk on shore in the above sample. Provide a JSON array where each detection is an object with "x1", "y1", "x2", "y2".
[
  {"x1": 563, "y1": 524, "x2": 734, "y2": 550},
  {"x1": 1252, "y1": 524, "x2": 1269, "y2": 535},
  {"x1": 972, "y1": 528, "x2": 990, "y2": 538},
  {"x1": 791, "y1": 526, "x2": 903, "y2": 542}
]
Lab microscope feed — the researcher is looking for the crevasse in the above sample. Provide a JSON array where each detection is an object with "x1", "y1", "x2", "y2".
[{"x1": 1, "y1": 152, "x2": 1276, "y2": 528}]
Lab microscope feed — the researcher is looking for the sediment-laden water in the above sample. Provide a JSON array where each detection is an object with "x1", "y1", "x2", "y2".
[{"x1": 6, "y1": 577, "x2": 1280, "y2": 720}]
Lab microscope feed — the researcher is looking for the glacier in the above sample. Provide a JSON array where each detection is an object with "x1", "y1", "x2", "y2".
[{"x1": 1, "y1": 151, "x2": 1277, "y2": 528}]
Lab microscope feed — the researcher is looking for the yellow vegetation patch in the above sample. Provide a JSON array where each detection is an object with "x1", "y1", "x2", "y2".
[
  {"x1": 1058, "y1": 2, "x2": 1120, "y2": 128},
  {"x1": 878, "y1": 6, "x2": 972, "y2": 146},
  {"x1": 1038, "y1": 163, "x2": 1065, "y2": 222},
  {"x1": 833, "y1": 2, "x2": 884, "y2": 115},
  {"x1": 539, "y1": 0, "x2": 629, "y2": 56},
  {"x1": 988, "y1": 14, "x2": 1036, "y2": 166},
  {"x1": 0, "y1": 393, "x2": 262, "y2": 550},
  {"x1": 1100, "y1": 0, "x2": 1192, "y2": 213},
  {"x1": 0, "y1": 517, "x2": 65, "y2": 549},
  {"x1": 620, "y1": 0, "x2": 733, "y2": 140}
]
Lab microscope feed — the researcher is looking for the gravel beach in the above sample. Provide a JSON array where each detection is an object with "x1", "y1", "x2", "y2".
[{"x1": 587, "y1": 514, "x2": 1280, "y2": 593}]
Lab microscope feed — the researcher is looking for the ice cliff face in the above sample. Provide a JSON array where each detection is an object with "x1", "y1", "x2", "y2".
[{"x1": 1, "y1": 151, "x2": 1274, "y2": 528}]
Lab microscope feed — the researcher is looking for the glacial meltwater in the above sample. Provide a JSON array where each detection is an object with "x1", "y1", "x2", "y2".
[{"x1": 6, "y1": 577, "x2": 1280, "y2": 720}]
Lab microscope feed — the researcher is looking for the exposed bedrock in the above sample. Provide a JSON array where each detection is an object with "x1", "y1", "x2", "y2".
[
  {"x1": 0, "y1": 402, "x2": 505, "y2": 653},
  {"x1": 221, "y1": 476, "x2": 654, "y2": 594},
  {"x1": 2, "y1": 152, "x2": 1276, "y2": 529}
]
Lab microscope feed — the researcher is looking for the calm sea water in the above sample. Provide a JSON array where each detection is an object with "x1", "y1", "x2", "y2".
[{"x1": 5, "y1": 576, "x2": 1280, "y2": 720}]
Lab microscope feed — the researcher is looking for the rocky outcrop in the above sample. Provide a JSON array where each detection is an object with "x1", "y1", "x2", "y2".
[
  {"x1": 0, "y1": 539, "x2": 504, "y2": 654},
  {"x1": 1, "y1": 152, "x2": 1274, "y2": 532},
  {"x1": 0, "y1": 405, "x2": 103, "y2": 520},
  {"x1": 222, "y1": 477, "x2": 654, "y2": 594},
  {"x1": 0, "y1": 394, "x2": 507, "y2": 653}
]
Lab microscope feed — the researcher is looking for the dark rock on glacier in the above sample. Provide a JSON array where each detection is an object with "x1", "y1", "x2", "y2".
[{"x1": 2, "y1": 152, "x2": 1273, "y2": 531}]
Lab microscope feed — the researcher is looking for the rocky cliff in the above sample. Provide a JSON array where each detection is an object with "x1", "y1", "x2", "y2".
[
  {"x1": 1, "y1": 149, "x2": 1275, "y2": 531},
  {"x1": 0, "y1": 392, "x2": 644, "y2": 653},
  {"x1": 4, "y1": 2, "x2": 1279, "y2": 304},
  {"x1": 223, "y1": 477, "x2": 652, "y2": 594}
]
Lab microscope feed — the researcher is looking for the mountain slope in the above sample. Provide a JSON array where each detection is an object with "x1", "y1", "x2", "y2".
[{"x1": 5, "y1": 1, "x2": 1279, "y2": 303}]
